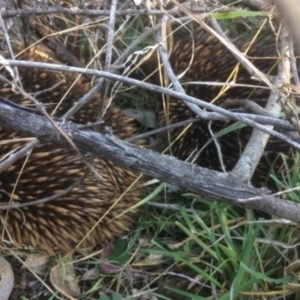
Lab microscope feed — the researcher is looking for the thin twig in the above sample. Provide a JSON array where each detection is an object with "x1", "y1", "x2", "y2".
[
  {"x1": 0, "y1": 7, "x2": 234, "y2": 18},
  {"x1": 99, "y1": 0, "x2": 117, "y2": 117},
  {"x1": 0, "y1": 74, "x2": 101, "y2": 180},
  {"x1": 208, "y1": 121, "x2": 226, "y2": 173},
  {"x1": 127, "y1": 118, "x2": 201, "y2": 142},
  {"x1": 155, "y1": 17, "x2": 204, "y2": 116},
  {"x1": 0, "y1": 139, "x2": 38, "y2": 173},
  {"x1": 3, "y1": 59, "x2": 300, "y2": 150},
  {"x1": 0, "y1": 12, "x2": 20, "y2": 86},
  {"x1": 0, "y1": 171, "x2": 89, "y2": 209},
  {"x1": 232, "y1": 24, "x2": 289, "y2": 181}
]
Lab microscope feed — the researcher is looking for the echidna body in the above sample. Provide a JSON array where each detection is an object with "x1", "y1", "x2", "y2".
[
  {"x1": 160, "y1": 28, "x2": 292, "y2": 187},
  {"x1": 0, "y1": 42, "x2": 142, "y2": 253}
]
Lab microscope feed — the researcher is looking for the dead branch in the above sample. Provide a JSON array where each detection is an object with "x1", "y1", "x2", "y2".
[{"x1": 0, "y1": 98, "x2": 300, "y2": 223}]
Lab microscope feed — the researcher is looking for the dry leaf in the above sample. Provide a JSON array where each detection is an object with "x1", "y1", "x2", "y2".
[
  {"x1": 0, "y1": 255, "x2": 14, "y2": 300},
  {"x1": 50, "y1": 260, "x2": 80, "y2": 299},
  {"x1": 122, "y1": 109, "x2": 157, "y2": 129},
  {"x1": 22, "y1": 253, "x2": 50, "y2": 275},
  {"x1": 81, "y1": 268, "x2": 99, "y2": 281}
]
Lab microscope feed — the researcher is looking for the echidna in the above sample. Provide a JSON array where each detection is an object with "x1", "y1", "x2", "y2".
[
  {"x1": 156, "y1": 27, "x2": 294, "y2": 188},
  {"x1": 0, "y1": 41, "x2": 143, "y2": 254}
]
